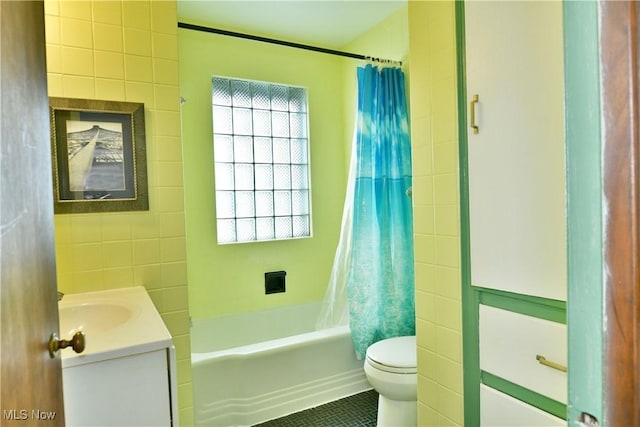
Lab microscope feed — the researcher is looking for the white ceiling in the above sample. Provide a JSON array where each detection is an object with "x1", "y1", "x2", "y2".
[{"x1": 176, "y1": 0, "x2": 407, "y2": 48}]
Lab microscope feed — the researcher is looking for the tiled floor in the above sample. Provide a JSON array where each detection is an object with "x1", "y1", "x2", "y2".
[{"x1": 253, "y1": 389, "x2": 379, "y2": 427}]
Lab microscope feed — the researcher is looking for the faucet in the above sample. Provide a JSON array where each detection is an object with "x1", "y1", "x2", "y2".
[{"x1": 57, "y1": 291, "x2": 64, "y2": 301}]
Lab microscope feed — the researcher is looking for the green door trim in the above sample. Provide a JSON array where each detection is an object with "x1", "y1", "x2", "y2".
[
  {"x1": 476, "y1": 287, "x2": 566, "y2": 324},
  {"x1": 455, "y1": 1, "x2": 480, "y2": 425},
  {"x1": 563, "y1": 1, "x2": 604, "y2": 424}
]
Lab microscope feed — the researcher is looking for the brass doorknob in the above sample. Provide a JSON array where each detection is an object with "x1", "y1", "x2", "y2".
[{"x1": 49, "y1": 331, "x2": 85, "y2": 358}]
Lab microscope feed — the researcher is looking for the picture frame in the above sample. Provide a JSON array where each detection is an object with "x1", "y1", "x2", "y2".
[{"x1": 49, "y1": 97, "x2": 149, "y2": 214}]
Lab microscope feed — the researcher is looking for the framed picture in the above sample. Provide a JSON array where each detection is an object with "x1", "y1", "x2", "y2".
[{"x1": 49, "y1": 97, "x2": 148, "y2": 213}]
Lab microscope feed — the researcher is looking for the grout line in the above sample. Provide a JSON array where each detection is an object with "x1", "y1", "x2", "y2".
[{"x1": 252, "y1": 389, "x2": 379, "y2": 427}]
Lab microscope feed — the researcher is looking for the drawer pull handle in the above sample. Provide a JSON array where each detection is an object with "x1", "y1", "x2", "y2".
[
  {"x1": 536, "y1": 354, "x2": 567, "y2": 372},
  {"x1": 470, "y1": 94, "x2": 479, "y2": 134}
]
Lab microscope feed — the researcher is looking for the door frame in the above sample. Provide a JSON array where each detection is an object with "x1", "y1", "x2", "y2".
[
  {"x1": 565, "y1": 1, "x2": 640, "y2": 424},
  {"x1": 599, "y1": 1, "x2": 640, "y2": 425},
  {"x1": 563, "y1": 1, "x2": 605, "y2": 424}
]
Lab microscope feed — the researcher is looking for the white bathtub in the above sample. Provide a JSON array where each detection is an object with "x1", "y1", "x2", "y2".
[{"x1": 191, "y1": 301, "x2": 370, "y2": 426}]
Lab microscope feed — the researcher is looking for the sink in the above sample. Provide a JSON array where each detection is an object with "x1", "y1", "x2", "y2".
[
  {"x1": 59, "y1": 302, "x2": 134, "y2": 336},
  {"x1": 57, "y1": 287, "x2": 172, "y2": 368}
]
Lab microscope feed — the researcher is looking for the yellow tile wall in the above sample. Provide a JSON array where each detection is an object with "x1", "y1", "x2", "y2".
[
  {"x1": 408, "y1": 1, "x2": 464, "y2": 426},
  {"x1": 44, "y1": 0, "x2": 193, "y2": 425}
]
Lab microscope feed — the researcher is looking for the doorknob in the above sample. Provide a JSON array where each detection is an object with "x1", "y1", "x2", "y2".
[{"x1": 48, "y1": 331, "x2": 85, "y2": 358}]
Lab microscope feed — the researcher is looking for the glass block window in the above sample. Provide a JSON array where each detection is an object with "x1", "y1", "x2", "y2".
[{"x1": 212, "y1": 76, "x2": 312, "y2": 244}]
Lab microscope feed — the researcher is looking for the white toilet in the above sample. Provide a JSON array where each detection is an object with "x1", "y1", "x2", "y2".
[{"x1": 364, "y1": 335, "x2": 417, "y2": 427}]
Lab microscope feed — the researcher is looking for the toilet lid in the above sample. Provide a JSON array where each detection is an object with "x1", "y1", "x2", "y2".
[{"x1": 365, "y1": 336, "x2": 416, "y2": 374}]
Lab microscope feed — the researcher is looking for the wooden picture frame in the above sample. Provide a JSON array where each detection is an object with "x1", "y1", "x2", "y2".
[{"x1": 49, "y1": 97, "x2": 148, "y2": 213}]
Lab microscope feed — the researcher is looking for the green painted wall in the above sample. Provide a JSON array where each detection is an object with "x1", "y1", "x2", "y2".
[
  {"x1": 178, "y1": 9, "x2": 409, "y2": 321},
  {"x1": 178, "y1": 27, "x2": 348, "y2": 320}
]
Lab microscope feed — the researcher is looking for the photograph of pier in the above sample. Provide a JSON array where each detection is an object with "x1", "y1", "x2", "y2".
[
  {"x1": 50, "y1": 97, "x2": 148, "y2": 213},
  {"x1": 65, "y1": 120, "x2": 125, "y2": 193}
]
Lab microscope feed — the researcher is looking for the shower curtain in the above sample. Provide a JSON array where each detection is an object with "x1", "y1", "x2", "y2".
[{"x1": 317, "y1": 64, "x2": 415, "y2": 359}]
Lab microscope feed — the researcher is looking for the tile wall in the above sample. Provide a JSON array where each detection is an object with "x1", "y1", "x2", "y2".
[
  {"x1": 408, "y1": 1, "x2": 464, "y2": 425},
  {"x1": 43, "y1": 0, "x2": 193, "y2": 424}
]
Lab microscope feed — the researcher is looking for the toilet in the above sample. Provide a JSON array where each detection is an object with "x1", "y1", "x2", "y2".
[{"x1": 364, "y1": 335, "x2": 417, "y2": 427}]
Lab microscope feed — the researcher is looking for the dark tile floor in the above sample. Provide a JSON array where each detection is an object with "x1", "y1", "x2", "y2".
[{"x1": 253, "y1": 389, "x2": 379, "y2": 427}]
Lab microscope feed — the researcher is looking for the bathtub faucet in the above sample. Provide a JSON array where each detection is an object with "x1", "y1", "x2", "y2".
[{"x1": 57, "y1": 291, "x2": 64, "y2": 301}]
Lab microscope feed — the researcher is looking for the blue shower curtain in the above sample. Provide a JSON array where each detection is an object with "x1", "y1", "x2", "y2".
[{"x1": 348, "y1": 64, "x2": 415, "y2": 359}]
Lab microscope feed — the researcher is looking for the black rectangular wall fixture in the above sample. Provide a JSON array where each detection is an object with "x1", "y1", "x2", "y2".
[{"x1": 265, "y1": 271, "x2": 286, "y2": 294}]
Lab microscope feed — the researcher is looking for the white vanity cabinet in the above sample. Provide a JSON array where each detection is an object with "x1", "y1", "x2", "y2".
[
  {"x1": 59, "y1": 287, "x2": 179, "y2": 427},
  {"x1": 463, "y1": 0, "x2": 567, "y2": 424},
  {"x1": 63, "y1": 347, "x2": 176, "y2": 427}
]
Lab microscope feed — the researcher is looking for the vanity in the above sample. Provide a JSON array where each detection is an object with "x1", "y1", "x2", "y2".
[{"x1": 58, "y1": 287, "x2": 178, "y2": 427}]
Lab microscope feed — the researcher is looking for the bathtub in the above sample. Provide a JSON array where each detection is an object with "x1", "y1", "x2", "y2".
[{"x1": 191, "y1": 301, "x2": 370, "y2": 426}]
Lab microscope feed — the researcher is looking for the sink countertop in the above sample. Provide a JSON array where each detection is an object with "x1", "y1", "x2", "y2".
[{"x1": 58, "y1": 286, "x2": 173, "y2": 368}]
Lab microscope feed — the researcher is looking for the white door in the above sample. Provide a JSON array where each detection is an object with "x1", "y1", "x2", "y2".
[{"x1": 465, "y1": 0, "x2": 566, "y2": 301}]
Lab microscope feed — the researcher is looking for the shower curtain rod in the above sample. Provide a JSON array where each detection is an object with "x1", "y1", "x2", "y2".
[{"x1": 177, "y1": 22, "x2": 402, "y2": 66}]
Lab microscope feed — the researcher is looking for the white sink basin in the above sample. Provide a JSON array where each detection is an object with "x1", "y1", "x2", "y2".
[
  {"x1": 59, "y1": 302, "x2": 134, "y2": 337},
  {"x1": 58, "y1": 287, "x2": 172, "y2": 368}
]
